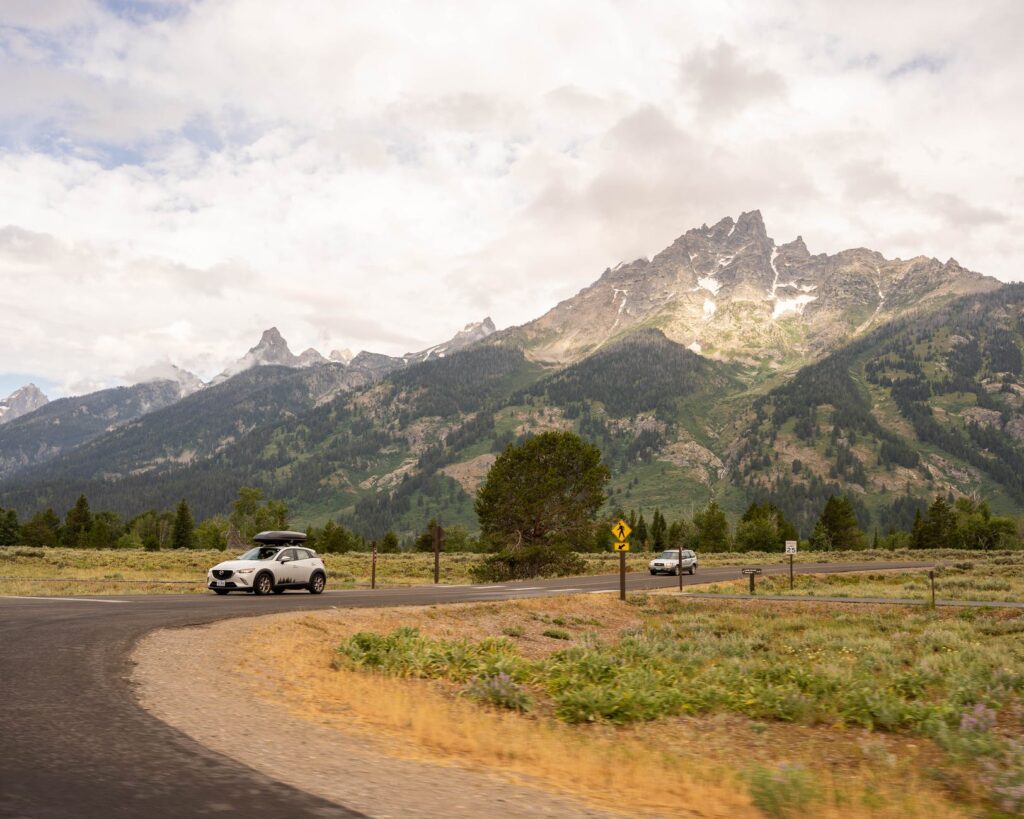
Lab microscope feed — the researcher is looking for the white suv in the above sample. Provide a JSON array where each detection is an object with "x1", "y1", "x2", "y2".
[
  {"x1": 207, "y1": 531, "x2": 327, "y2": 595},
  {"x1": 649, "y1": 549, "x2": 698, "y2": 576}
]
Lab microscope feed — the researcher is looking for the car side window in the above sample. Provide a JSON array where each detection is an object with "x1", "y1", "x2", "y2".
[
  {"x1": 279, "y1": 548, "x2": 297, "y2": 562},
  {"x1": 297, "y1": 549, "x2": 313, "y2": 560}
]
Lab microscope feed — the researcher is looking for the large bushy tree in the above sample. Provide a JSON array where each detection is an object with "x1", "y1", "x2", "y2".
[
  {"x1": 475, "y1": 431, "x2": 609, "y2": 550},
  {"x1": 473, "y1": 431, "x2": 608, "y2": 581}
]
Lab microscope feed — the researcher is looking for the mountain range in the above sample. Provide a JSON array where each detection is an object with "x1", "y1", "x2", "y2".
[{"x1": 2, "y1": 210, "x2": 1020, "y2": 539}]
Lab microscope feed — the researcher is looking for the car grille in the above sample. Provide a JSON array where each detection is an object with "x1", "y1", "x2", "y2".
[{"x1": 213, "y1": 569, "x2": 233, "y2": 580}]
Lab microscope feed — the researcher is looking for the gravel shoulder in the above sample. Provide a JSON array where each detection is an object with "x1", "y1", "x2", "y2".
[{"x1": 131, "y1": 613, "x2": 624, "y2": 819}]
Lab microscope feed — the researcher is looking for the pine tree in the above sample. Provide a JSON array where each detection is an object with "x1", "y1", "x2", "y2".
[
  {"x1": 634, "y1": 513, "x2": 649, "y2": 549},
  {"x1": 21, "y1": 508, "x2": 61, "y2": 548},
  {"x1": 63, "y1": 495, "x2": 92, "y2": 548},
  {"x1": 815, "y1": 495, "x2": 863, "y2": 551},
  {"x1": 0, "y1": 508, "x2": 19, "y2": 546},
  {"x1": 171, "y1": 499, "x2": 196, "y2": 550},
  {"x1": 650, "y1": 509, "x2": 667, "y2": 551},
  {"x1": 693, "y1": 500, "x2": 731, "y2": 552}
]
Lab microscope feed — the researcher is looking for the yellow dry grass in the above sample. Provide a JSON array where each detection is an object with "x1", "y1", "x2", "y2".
[{"x1": 232, "y1": 596, "x2": 968, "y2": 818}]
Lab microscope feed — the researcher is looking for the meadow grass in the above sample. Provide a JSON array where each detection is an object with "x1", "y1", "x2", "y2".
[
  {"x1": 242, "y1": 593, "x2": 1024, "y2": 817},
  {"x1": 686, "y1": 551, "x2": 1024, "y2": 603},
  {"x1": 0, "y1": 545, "x2": 1007, "y2": 596}
]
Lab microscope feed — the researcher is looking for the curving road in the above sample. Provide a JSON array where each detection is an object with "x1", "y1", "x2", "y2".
[{"x1": 0, "y1": 560, "x2": 932, "y2": 818}]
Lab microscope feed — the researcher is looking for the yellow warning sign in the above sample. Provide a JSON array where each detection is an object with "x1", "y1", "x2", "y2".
[
  {"x1": 613, "y1": 541, "x2": 630, "y2": 552},
  {"x1": 611, "y1": 519, "x2": 632, "y2": 541}
]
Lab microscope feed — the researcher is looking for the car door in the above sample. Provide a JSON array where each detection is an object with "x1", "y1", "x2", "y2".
[
  {"x1": 276, "y1": 548, "x2": 302, "y2": 586},
  {"x1": 287, "y1": 548, "x2": 314, "y2": 585}
]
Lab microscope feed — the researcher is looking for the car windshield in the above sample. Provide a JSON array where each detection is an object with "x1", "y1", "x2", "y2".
[
  {"x1": 237, "y1": 546, "x2": 283, "y2": 561},
  {"x1": 659, "y1": 551, "x2": 680, "y2": 559}
]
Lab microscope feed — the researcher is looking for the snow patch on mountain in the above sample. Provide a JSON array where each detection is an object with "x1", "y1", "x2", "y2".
[
  {"x1": 697, "y1": 276, "x2": 722, "y2": 295},
  {"x1": 772, "y1": 294, "x2": 817, "y2": 320}
]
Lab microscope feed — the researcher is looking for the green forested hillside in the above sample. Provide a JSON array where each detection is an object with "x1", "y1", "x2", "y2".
[{"x1": 735, "y1": 285, "x2": 1024, "y2": 533}]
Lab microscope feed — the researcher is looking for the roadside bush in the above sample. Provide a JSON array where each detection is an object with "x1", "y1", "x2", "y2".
[
  {"x1": 466, "y1": 673, "x2": 532, "y2": 712},
  {"x1": 747, "y1": 764, "x2": 820, "y2": 818},
  {"x1": 470, "y1": 543, "x2": 586, "y2": 582}
]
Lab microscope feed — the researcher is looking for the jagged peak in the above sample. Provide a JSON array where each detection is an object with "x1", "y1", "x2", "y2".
[{"x1": 253, "y1": 326, "x2": 288, "y2": 349}]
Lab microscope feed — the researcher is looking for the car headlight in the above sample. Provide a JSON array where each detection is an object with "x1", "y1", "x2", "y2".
[{"x1": 236, "y1": 568, "x2": 255, "y2": 574}]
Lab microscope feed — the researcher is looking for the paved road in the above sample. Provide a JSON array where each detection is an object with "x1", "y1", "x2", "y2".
[{"x1": 0, "y1": 560, "x2": 931, "y2": 818}]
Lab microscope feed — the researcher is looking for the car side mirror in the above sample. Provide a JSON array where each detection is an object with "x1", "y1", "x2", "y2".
[{"x1": 280, "y1": 557, "x2": 291, "y2": 563}]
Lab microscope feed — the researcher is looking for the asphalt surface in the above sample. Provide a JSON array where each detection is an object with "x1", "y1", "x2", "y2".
[{"x1": 0, "y1": 560, "x2": 933, "y2": 818}]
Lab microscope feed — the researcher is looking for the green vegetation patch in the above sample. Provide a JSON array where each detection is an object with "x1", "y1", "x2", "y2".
[{"x1": 690, "y1": 551, "x2": 1024, "y2": 603}]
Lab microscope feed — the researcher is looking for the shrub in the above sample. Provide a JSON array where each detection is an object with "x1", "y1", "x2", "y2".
[
  {"x1": 747, "y1": 764, "x2": 819, "y2": 818},
  {"x1": 470, "y1": 543, "x2": 586, "y2": 582},
  {"x1": 466, "y1": 672, "x2": 532, "y2": 712},
  {"x1": 542, "y1": 628, "x2": 571, "y2": 641}
]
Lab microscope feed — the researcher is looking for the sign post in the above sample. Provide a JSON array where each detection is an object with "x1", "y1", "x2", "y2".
[
  {"x1": 742, "y1": 567, "x2": 762, "y2": 594},
  {"x1": 785, "y1": 540, "x2": 797, "y2": 590},
  {"x1": 432, "y1": 521, "x2": 444, "y2": 584},
  {"x1": 611, "y1": 519, "x2": 632, "y2": 601},
  {"x1": 371, "y1": 539, "x2": 377, "y2": 589},
  {"x1": 678, "y1": 543, "x2": 684, "y2": 592}
]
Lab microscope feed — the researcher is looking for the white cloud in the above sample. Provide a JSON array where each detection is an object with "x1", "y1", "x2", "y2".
[{"x1": 0, "y1": 0, "x2": 1022, "y2": 394}]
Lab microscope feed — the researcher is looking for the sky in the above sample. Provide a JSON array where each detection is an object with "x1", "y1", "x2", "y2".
[{"x1": 0, "y1": 0, "x2": 1021, "y2": 396}]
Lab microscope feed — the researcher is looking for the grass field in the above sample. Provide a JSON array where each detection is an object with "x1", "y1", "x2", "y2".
[
  {"x1": 686, "y1": 551, "x2": 1024, "y2": 603},
  {"x1": 0, "y1": 546, "x2": 1013, "y2": 597},
  {"x1": 241, "y1": 593, "x2": 1024, "y2": 817}
]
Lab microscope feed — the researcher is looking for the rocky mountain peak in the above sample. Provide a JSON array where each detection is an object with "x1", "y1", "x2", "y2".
[
  {"x1": 404, "y1": 317, "x2": 498, "y2": 363},
  {"x1": 0, "y1": 384, "x2": 49, "y2": 425},
  {"x1": 329, "y1": 348, "x2": 353, "y2": 364},
  {"x1": 249, "y1": 327, "x2": 295, "y2": 364},
  {"x1": 512, "y1": 210, "x2": 1001, "y2": 365}
]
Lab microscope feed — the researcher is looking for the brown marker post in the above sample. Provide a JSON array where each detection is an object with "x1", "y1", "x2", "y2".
[
  {"x1": 678, "y1": 543, "x2": 684, "y2": 592},
  {"x1": 433, "y1": 521, "x2": 443, "y2": 584},
  {"x1": 371, "y1": 540, "x2": 377, "y2": 589}
]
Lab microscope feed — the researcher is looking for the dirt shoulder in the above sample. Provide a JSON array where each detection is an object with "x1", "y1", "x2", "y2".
[{"x1": 131, "y1": 612, "x2": 623, "y2": 819}]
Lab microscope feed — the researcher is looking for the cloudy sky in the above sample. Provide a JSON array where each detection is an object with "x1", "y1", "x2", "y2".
[{"x1": 1, "y1": 0, "x2": 1021, "y2": 396}]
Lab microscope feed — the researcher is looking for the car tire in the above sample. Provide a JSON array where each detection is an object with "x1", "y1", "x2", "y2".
[
  {"x1": 308, "y1": 572, "x2": 326, "y2": 594},
  {"x1": 253, "y1": 572, "x2": 274, "y2": 596},
  {"x1": 213, "y1": 589, "x2": 229, "y2": 595},
  {"x1": 689, "y1": 565, "x2": 696, "y2": 575},
  {"x1": 672, "y1": 566, "x2": 680, "y2": 576},
  {"x1": 649, "y1": 570, "x2": 657, "y2": 575}
]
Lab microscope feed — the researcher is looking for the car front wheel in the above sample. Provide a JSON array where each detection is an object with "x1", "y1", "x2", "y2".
[
  {"x1": 308, "y1": 572, "x2": 326, "y2": 594},
  {"x1": 689, "y1": 565, "x2": 696, "y2": 575},
  {"x1": 253, "y1": 573, "x2": 274, "y2": 595}
]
